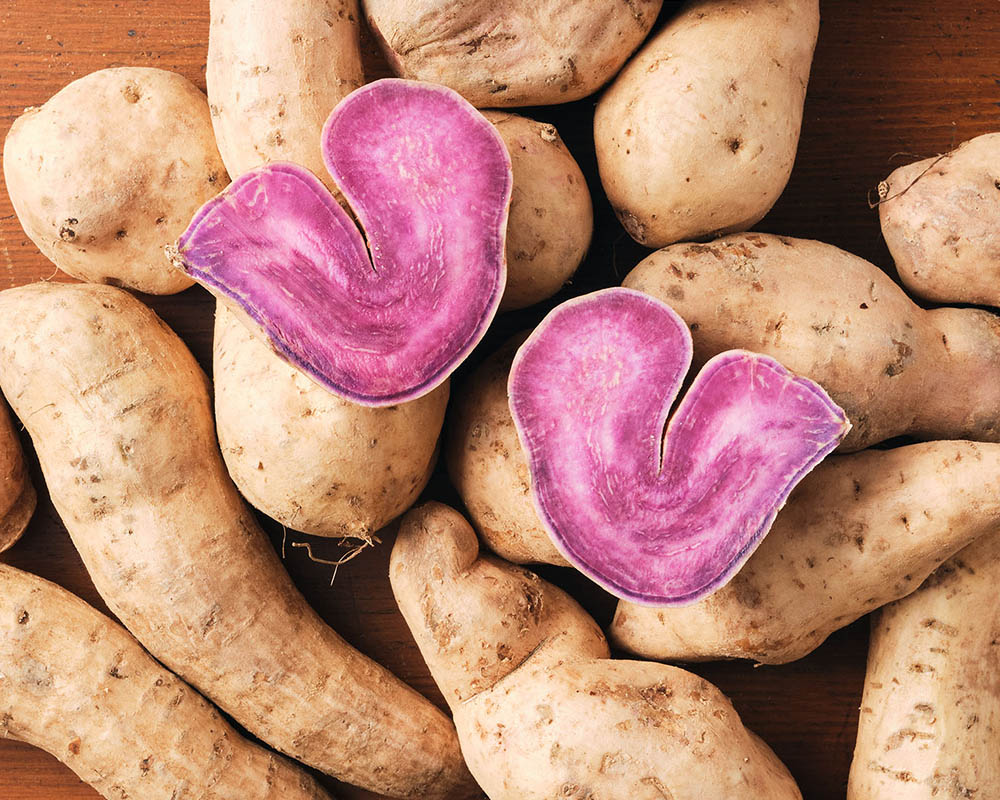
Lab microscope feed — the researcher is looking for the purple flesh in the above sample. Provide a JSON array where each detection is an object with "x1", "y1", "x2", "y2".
[
  {"x1": 176, "y1": 79, "x2": 511, "y2": 406},
  {"x1": 509, "y1": 288, "x2": 850, "y2": 606}
]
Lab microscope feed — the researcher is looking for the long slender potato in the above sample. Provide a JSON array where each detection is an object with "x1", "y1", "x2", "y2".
[
  {"x1": 0, "y1": 405, "x2": 34, "y2": 553},
  {"x1": 847, "y1": 531, "x2": 1000, "y2": 799},
  {"x1": 0, "y1": 282, "x2": 475, "y2": 800},
  {"x1": 0, "y1": 563, "x2": 331, "y2": 800}
]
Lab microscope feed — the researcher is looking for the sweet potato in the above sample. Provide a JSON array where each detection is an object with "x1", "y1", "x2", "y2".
[
  {"x1": 391, "y1": 502, "x2": 803, "y2": 800},
  {"x1": 595, "y1": 0, "x2": 819, "y2": 247},
  {"x1": 847, "y1": 531, "x2": 1000, "y2": 799},
  {"x1": 0, "y1": 282, "x2": 474, "y2": 800},
  {"x1": 611, "y1": 441, "x2": 1000, "y2": 664},
  {"x1": 624, "y1": 233, "x2": 1000, "y2": 451},
  {"x1": 3, "y1": 67, "x2": 225, "y2": 294},
  {"x1": 878, "y1": 132, "x2": 1000, "y2": 306},
  {"x1": 0, "y1": 405, "x2": 34, "y2": 553},
  {"x1": 0, "y1": 563, "x2": 331, "y2": 800},
  {"x1": 364, "y1": 0, "x2": 663, "y2": 107},
  {"x1": 207, "y1": 0, "x2": 364, "y2": 195},
  {"x1": 214, "y1": 303, "x2": 448, "y2": 537}
]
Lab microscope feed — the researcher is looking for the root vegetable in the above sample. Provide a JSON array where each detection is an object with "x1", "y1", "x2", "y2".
[
  {"x1": 174, "y1": 79, "x2": 511, "y2": 406},
  {"x1": 0, "y1": 282, "x2": 475, "y2": 800},
  {"x1": 624, "y1": 233, "x2": 1000, "y2": 451},
  {"x1": 878, "y1": 132, "x2": 1000, "y2": 306},
  {"x1": 0, "y1": 405, "x2": 34, "y2": 554},
  {"x1": 214, "y1": 302, "x2": 448, "y2": 537},
  {"x1": 594, "y1": 0, "x2": 819, "y2": 247},
  {"x1": 508, "y1": 288, "x2": 848, "y2": 605},
  {"x1": 3, "y1": 67, "x2": 226, "y2": 295},
  {"x1": 363, "y1": 0, "x2": 663, "y2": 107},
  {"x1": 391, "y1": 502, "x2": 803, "y2": 800},
  {"x1": 0, "y1": 563, "x2": 331, "y2": 800},
  {"x1": 611, "y1": 441, "x2": 1000, "y2": 664}
]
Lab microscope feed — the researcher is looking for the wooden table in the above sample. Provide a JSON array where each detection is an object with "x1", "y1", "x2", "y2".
[{"x1": 2, "y1": 1, "x2": 998, "y2": 797}]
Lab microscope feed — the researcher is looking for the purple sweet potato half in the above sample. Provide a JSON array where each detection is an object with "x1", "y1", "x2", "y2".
[
  {"x1": 508, "y1": 288, "x2": 850, "y2": 606},
  {"x1": 174, "y1": 79, "x2": 512, "y2": 406}
]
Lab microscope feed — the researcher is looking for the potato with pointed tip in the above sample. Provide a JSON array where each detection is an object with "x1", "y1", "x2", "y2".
[
  {"x1": 0, "y1": 563, "x2": 332, "y2": 800},
  {"x1": 612, "y1": 441, "x2": 1000, "y2": 665},
  {"x1": 848, "y1": 530, "x2": 1000, "y2": 799},
  {"x1": 391, "y1": 502, "x2": 803, "y2": 800},
  {"x1": 595, "y1": 0, "x2": 819, "y2": 247},
  {"x1": 0, "y1": 406, "x2": 34, "y2": 554}
]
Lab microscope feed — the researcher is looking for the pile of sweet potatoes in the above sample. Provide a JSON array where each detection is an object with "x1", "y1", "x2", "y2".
[{"x1": 2, "y1": 2, "x2": 999, "y2": 799}]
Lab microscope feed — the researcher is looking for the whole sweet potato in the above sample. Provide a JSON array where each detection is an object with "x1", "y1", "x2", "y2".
[
  {"x1": 0, "y1": 563, "x2": 331, "y2": 800},
  {"x1": 3, "y1": 67, "x2": 225, "y2": 294},
  {"x1": 595, "y1": 0, "x2": 819, "y2": 247},
  {"x1": 0, "y1": 406, "x2": 34, "y2": 553}
]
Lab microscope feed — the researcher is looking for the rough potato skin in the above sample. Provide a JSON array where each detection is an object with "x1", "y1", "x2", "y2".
[
  {"x1": 364, "y1": 0, "x2": 663, "y2": 107},
  {"x1": 3, "y1": 67, "x2": 225, "y2": 294},
  {"x1": 483, "y1": 112, "x2": 592, "y2": 311},
  {"x1": 391, "y1": 503, "x2": 802, "y2": 800},
  {"x1": 595, "y1": 0, "x2": 819, "y2": 247},
  {"x1": 445, "y1": 333, "x2": 568, "y2": 566},
  {"x1": 848, "y1": 532, "x2": 1000, "y2": 799},
  {"x1": 0, "y1": 283, "x2": 476, "y2": 800},
  {"x1": 214, "y1": 303, "x2": 447, "y2": 537},
  {"x1": 0, "y1": 405, "x2": 34, "y2": 553},
  {"x1": 879, "y1": 132, "x2": 1000, "y2": 306},
  {"x1": 0, "y1": 564, "x2": 331, "y2": 800},
  {"x1": 612, "y1": 441, "x2": 1000, "y2": 664},
  {"x1": 624, "y1": 233, "x2": 1000, "y2": 451},
  {"x1": 207, "y1": 0, "x2": 364, "y2": 195}
]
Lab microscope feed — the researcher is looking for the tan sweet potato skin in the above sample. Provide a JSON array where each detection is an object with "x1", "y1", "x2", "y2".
[
  {"x1": 214, "y1": 303, "x2": 447, "y2": 537},
  {"x1": 207, "y1": 0, "x2": 364, "y2": 194},
  {"x1": 611, "y1": 441, "x2": 1000, "y2": 665},
  {"x1": 848, "y1": 532, "x2": 1000, "y2": 799},
  {"x1": 594, "y1": 0, "x2": 819, "y2": 247},
  {"x1": 445, "y1": 332, "x2": 568, "y2": 566},
  {"x1": 0, "y1": 563, "x2": 331, "y2": 800},
  {"x1": 879, "y1": 132, "x2": 1000, "y2": 306},
  {"x1": 0, "y1": 405, "x2": 34, "y2": 553},
  {"x1": 624, "y1": 233, "x2": 1000, "y2": 451},
  {"x1": 483, "y1": 112, "x2": 592, "y2": 311},
  {"x1": 0, "y1": 283, "x2": 475, "y2": 800},
  {"x1": 391, "y1": 503, "x2": 802, "y2": 800},
  {"x1": 364, "y1": 0, "x2": 662, "y2": 107},
  {"x1": 2, "y1": 67, "x2": 225, "y2": 294}
]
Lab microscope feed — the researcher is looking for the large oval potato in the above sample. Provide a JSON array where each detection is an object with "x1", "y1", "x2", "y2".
[
  {"x1": 595, "y1": 0, "x2": 819, "y2": 247},
  {"x1": 364, "y1": 0, "x2": 663, "y2": 107},
  {"x1": 3, "y1": 67, "x2": 226, "y2": 294}
]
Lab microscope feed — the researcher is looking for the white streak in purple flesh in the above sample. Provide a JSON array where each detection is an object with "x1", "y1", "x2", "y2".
[
  {"x1": 509, "y1": 288, "x2": 850, "y2": 606},
  {"x1": 176, "y1": 79, "x2": 511, "y2": 406}
]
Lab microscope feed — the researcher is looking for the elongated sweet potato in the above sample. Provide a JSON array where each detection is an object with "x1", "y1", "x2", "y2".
[
  {"x1": 207, "y1": 0, "x2": 364, "y2": 195},
  {"x1": 611, "y1": 441, "x2": 1000, "y2": 664},
  {"x1": 848, "y1": 531, "x2": 1000, "y2": 799},
  {"x1": 0, "y1": 405, "x2": 34, "y2": 553},
  {"x1": 3, "y1": 67, "x2": 225, "y2": 294},
  {"x1": 391, "y1": 503, "x2": 802, "y2": 800},
  {"x1": 0, "y1": 563, "x2": 330, "y2": 800},
  {"x1": 214, "y1": 303, "x2": 448, "y2": 537},
  {"x1": 595, "y1": 0, "x2": 819, "y2": 247},
  {"x1": 364, "y1": 0, "x2": 663, "y2": 107},
  {"x1": 624, "y1": 233, "x2": 1000, "y2": 451},
  {"x1": 0, "y1": 282, "x2": 475, "y2": 800}
]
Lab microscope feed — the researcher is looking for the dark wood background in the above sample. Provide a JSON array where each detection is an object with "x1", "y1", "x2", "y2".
[{"x1": 2, "y1": 1, "x2": 999, "y2": 798}]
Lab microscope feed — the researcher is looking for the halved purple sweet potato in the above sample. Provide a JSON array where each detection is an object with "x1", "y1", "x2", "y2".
[
  {"x1": 173, "y1": 78, "x2": 512, "y2": 406},
  {"x1": 508, "y1": 288, "x2": 850, "y2": 606}
]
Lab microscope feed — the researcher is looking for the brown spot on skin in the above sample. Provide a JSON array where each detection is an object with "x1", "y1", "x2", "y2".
[
  {"x1": 139, "y1": 756, "x2": 153, "y2": 775},
  {"x1": 59, "y1": 218, "x2": 78, "y2": 240},
  {"x1": 727, "y1": 137, "x2": 742, "y2": 153},
  {"x1": 122, "y1": 82, "x2": 141, "y2": 103},
  {"x1": 67, "y1": 738, "x2": 82, "y2": 756},
  {"x1": 16, "y1": 610, "x2": 28, "y2": 625},
  {"x1": 859, "y1": 302, "x2": 868, "y2": 309},
  {"x1": 666, "y1": 285, "x2": 685, "y2": 301},
  {"x1": 115, "y1": 229, "x2": 127, "y2": 240}
]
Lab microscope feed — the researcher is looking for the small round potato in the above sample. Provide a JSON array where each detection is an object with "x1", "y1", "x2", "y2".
[
  {"x1": 0, "y1": 406, "x2": 34, "y2": 554},
  {"x1": 3, "y1": 67, "x2": 228, "y2": 294}
]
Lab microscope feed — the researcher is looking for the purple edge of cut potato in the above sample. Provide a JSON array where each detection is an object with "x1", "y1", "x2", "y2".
[
  {"x1": 173, "y1": 78, "x2": 512, "y2": 407},
  {"x1": 509, "y1": 287, "x2": 851, "y2": 607}
]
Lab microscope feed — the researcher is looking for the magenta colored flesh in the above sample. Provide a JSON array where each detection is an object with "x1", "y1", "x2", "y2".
[
  {"x1": 177, "y1": 79, "x2": 510, "y2": 405},
  {"x1": 509, "y1": 288, "x2": 849, "y2": 606}
]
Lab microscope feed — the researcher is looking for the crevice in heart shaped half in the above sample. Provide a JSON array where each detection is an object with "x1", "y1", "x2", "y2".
[
  {"x1": 508, "y1": 287, "x2": 851, "y2": 606},
  {"x1": 172, "y1": 78, "x2": 512, "y2": 406}
]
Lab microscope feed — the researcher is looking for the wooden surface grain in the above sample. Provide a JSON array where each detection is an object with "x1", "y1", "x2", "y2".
[{"x1": 2, "y1": 1, "x2": 999, "y2": 798}]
